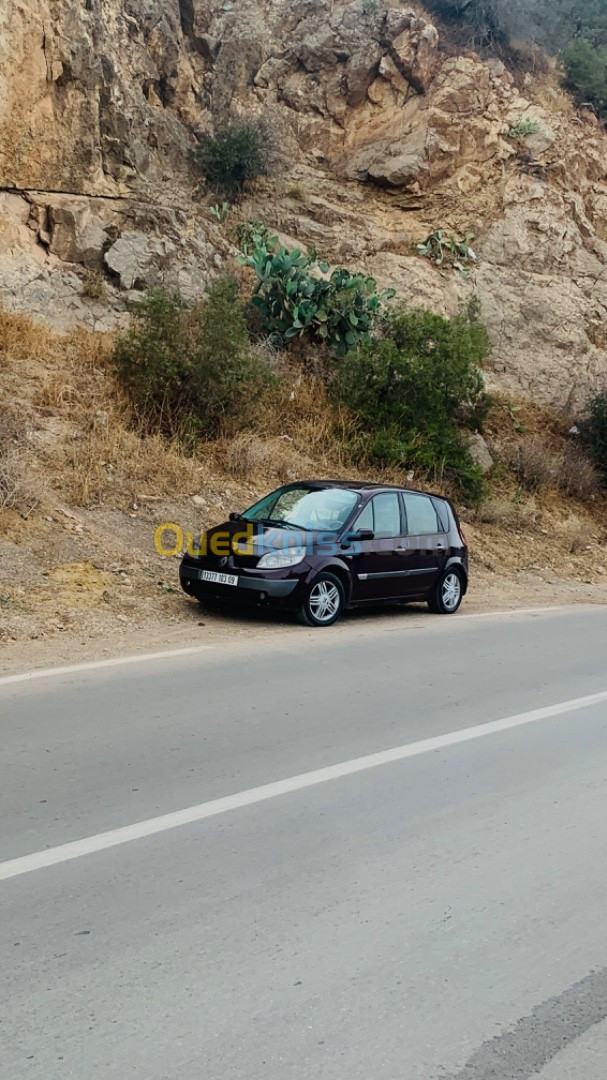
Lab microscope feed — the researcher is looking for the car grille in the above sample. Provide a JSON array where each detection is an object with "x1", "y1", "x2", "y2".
[
  {"x1": 190, "y1": 553, "x2": 260, "y2": 571},
  {"x1": 232, "y1": 553, "x2": 261, "y2": 569}
]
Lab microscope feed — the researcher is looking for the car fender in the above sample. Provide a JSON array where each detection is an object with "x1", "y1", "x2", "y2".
[
  {"x1": 302, "y1": 557, "x2": 354, "y2": 602},
  {"x1": 445, "y1": 556, "x2": 468, "y2": 594}
]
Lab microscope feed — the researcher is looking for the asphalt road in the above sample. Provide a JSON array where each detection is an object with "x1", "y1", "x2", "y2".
[{"x1": 1, "y1": 605, "x2": 607, "y2": 1079}]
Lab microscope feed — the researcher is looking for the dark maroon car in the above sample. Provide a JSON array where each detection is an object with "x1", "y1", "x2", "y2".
[{"x1": 179, "y1": 481, "x2": 469, "y2": 627}]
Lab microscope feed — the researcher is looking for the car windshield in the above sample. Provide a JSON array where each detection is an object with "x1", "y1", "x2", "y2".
[{"x1": 242, "y1": 486, "x2": 359, "y2": 532}]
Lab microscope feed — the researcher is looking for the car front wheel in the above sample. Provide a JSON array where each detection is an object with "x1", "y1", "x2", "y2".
[
  {"x1": 298, "y1": 572, "x2": 346, "y2": 627},
  {"x1": 428, "y1": 567, "x2": 464, "y2": 615}
]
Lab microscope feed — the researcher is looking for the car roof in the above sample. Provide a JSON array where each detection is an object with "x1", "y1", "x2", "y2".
[{"x1": 293, "y1": 480, "x2": 450, "y2": 501}]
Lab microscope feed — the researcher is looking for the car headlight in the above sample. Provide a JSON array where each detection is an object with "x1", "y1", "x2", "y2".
[{"x1": 257, "y1": 551, "x2": 304, "y2": 570}]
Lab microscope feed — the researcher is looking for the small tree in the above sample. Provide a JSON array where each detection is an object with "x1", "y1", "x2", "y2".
[
  {"x1": 193, "y1": 119, "x2": 277, "y2": 201},
  {"x1": 335, "y1": 303, "x2": 491, "y2": 502},
  {"x1": 113, "y1": 289, "x2": 190, "y2": 435},
  {"x1": 113, "y1": 279, "x2": 273, "y2": 441},
  {"x1": 562, "y1": 39, "x2": 607, "y2": 119},
  {"x1": 187, "y1": 277, "x2": 273, "y2": 434}
]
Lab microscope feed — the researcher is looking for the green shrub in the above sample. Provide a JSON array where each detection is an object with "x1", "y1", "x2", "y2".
[
  {"x1": 113, "y1": 289, "x2": 187, "y2": 430},
  {"x1": 237, "y1": 220, "x2": 269, "y2": 255},
  {"x1": 81, "y1": 271, "x2": 107, "y2": 300},
  {"x1": 508, "y1": 118, "x2": 540, "y2": 138},
  {"x1": 238, "y1": 233, "x2": 394, "y2": 355},
  {"x1": 209, "y1": 202, "x2": 231, "y2": 223},
  {"x1": 193, "y1": 119, "x2": 277, "y2": 201},
  {"x1": 113, "y1": 279, "x2": 273, "y2": 441},
  {"x1": 583, "y1": 393, "x2": 607, "y2": 483},
  {"x1": 546, "y1": 1, "x2": 607, "y2": 51},
  {"x1": 562, "y1": 39, "x2": 607, "y2": 119},
  {"x1": 335, "y1": 304, "x2": 491, "y2": 502},
  {"x1": 416, "y1": 229, "x2": 477, "y2": 278}
]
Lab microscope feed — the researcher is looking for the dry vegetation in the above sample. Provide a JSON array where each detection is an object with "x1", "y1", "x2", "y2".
[{"x1": 1, "y1": 307, "x2": 606, "y2": 648}]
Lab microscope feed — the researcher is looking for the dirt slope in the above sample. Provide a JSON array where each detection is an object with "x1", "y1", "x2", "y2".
[{"x1": 1, "y1": 311, "x2": 606, "y2": 657}]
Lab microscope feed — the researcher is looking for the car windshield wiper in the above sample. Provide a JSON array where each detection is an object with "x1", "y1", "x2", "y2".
[{"x1": 263, "y1": 518, "x2": 307, "y2": 531}]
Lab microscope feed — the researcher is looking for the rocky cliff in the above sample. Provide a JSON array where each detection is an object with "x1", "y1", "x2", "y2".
[{"x1": 2, "y1": 0, "x2": 607, "y2": 410}]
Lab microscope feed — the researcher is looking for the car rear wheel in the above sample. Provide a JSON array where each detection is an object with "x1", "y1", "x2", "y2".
[
  {"x1": 428, "y1": 567, "x2": 464, "y2": 615},
  {"x1": 298, "y1": 573, "x2": 346, "y2": 627}
]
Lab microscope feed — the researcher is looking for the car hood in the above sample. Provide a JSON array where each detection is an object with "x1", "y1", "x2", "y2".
[
  {"x1": 199, "y1": 519, "x2": 330, "y2": 561},
  {"x1": 210, "y1": 520, "x2": 308, "y2": 552}
]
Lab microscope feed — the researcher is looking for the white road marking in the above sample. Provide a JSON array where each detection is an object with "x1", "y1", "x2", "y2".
[
  {"x1": 0, "y1": 646, "x2": 215, "y2": 686},
  {"x1": 0, "y1": 606, "x2": 599, "y2": 686},
  {"x1": 2, "y1": 688, "x2": 606, "y2": 883}
]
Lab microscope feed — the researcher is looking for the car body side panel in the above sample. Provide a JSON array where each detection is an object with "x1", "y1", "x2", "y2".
[
  {"x1": 347, "y1": 537, "x2": 421, "y2": 602},
  {"x1": 398, "y1": 532, "x2": 448, "y2": 596}
]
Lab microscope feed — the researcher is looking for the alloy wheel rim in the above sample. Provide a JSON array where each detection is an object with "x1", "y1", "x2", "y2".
[
  {"x1": 442, "y1": 573, "x2": 461, "y2": 612},
  {"x1": 309, "y1": 581, "x2": 341, "y2": 623}
]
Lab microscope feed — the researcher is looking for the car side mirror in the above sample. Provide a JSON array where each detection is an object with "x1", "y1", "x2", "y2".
[
  {"x1": 229, "y1": 512, "x2": 241, "y2": 522},
  {"x1": 341, "y1": 529, "x2": 374, "y2": 547}
]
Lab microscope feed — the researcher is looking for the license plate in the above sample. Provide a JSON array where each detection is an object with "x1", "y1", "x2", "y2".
[{"x1": 198, "y1": 569, "x2": 238, "y2": 587}]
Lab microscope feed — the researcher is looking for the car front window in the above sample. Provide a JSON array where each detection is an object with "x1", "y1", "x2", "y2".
[
  {"x1": 243, "y1": 486, "x2": 358, "y2": 532},
  {"x1": 353, "y1": 493, "x2": 402, "y2": 539}
]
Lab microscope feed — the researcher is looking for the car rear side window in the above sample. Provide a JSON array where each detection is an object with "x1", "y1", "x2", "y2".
[
  {"x1": 354, "y1": 494, "x2": 403, "y2": 539},
  {"x1": 431, "y1": 498, "x2": 450, "y2": 533},
  {"x1": 403, "y1": 492, "x2": 440, "y2": 535}
]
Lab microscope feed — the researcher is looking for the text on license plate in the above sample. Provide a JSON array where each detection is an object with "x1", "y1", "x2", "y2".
[{"x1": 199, "y1": 569, "x2": 238, "y2": 587}]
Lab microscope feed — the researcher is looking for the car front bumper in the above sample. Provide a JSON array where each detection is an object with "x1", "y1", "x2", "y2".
[{"x1": 179, "y1": 566, "x2": 300, "y2": 607}]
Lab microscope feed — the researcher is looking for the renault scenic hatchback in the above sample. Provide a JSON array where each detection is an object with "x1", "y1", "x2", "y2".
[{"x1": 179, "y1": 481, "x2": 469, "y2": 627}]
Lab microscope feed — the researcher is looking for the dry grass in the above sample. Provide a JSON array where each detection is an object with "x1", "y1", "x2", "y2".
[
  {"x1": 530, "y1": 68, "x2": 577, "y2": 119},
  {"x1": 221, "y1": 433, "x2": 306, "y2": 483},
  {"x1": 559, "y1": 515, "x2": 589, "y2": 555},
  {"x1": 0, "y1": 403, "x2": 40, "y2": 513},
  {"x1": 33, "y1": 372, "x2": 81, "y2": 409},
  {"x1": 284, "y1": 185, "x2": 308, "y2": 203},
  {"x1": 0, "y1": 452, "x2": 32, "y2": 511},
  {"x1": 558, "y1": 445, "x2": 600, "y2": 500},
  {"x1": 0, "y1": 308, "x2": 62, "y2": 371},
  {"x1": 514, "y1": 437, "x2": 558, "y2": 492},
  {"x1": 259, "y1": 373, "x2": 358, "y2": 466},
  {"x1": 475, "y1": 494, "x2": 542, "y2": 529},
  {"x1": 59, "y1": 409, "x2": 204, "y2": 508},
  {"x1": 217, "y1": 373, "x2": 352, "y2": 484},
  {"x1": 511, "y1": 436, "x2": 599, "y2": 502},
  {"x1": 222, "y1": 433, "x2": 272, "y2": 479},
  {"x1": 0, "y1": 305, "x2": 202, "y2": 510}
]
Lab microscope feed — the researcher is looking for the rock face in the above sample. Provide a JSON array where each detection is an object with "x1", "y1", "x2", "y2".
[{"x1": 1, "y1": 0, "x2": 607, "y2": 409}]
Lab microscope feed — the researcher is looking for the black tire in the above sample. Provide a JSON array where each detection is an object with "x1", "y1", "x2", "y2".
[
  {"x1": 298, "y1": 572, "x2": 346, "y2": 627},
  {"x1": 428, "y1": 567, "x2": 464, "y2": 615}
]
